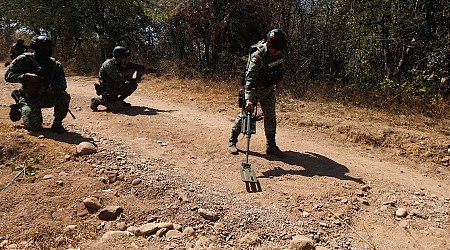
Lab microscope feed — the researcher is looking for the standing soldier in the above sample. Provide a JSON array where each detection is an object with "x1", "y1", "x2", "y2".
[
  {"x1": 4, "y1": 35, "x2": 70, "y2": 133},
  {"x1": 227, "y1": 29, "x2": 288, "y2": 158},
  {"x1": 90, "y1": 46, "x2": 159, "y2": 111}
]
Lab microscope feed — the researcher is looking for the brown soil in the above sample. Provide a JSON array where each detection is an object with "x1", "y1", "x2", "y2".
[{"x1": 0, "y1": 64, "x2": 449, "y2": 250}]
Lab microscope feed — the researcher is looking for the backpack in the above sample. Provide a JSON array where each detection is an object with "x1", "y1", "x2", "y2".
[{"x1": 241, "y1": 40, "x2": 266, "y2": 86}]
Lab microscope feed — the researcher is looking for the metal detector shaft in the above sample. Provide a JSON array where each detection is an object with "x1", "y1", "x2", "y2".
[{"x1": 244, "y1": 109, "x2": 252, "y2": 164}]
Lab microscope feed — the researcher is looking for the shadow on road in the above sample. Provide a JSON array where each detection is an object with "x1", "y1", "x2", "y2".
[
  {"x1": 250, "y1": 150, "x2": 364, "y2": 184},
  {"x1": 101, "y1": 105, "x2": 176, "y2": 116},
  {"x1": 28, "y1": 127, "x2": 93, "y2": 145}
]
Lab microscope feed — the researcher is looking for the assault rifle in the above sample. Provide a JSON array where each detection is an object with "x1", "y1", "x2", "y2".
[
  {"x1": 127, "y1": 63, "x2": 161, "y2": 81},
  {"x1": 94, "y1": 63, "x2": 161, "y2": 96},
  {"x1": 28, "y1": 60, "x2": 76, "y2": 120},
  {"x1": 238, "y1": 89, "x2": 261, "y2": 192}
]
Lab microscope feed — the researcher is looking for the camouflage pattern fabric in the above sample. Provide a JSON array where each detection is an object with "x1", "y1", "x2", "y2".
[
  {"x1": 4, "y1": 53, "x2": 69, "y2": 131},
  {"x1": 97, "y1": 58, "x2": 139, "y2": 111},
  {"x1": 231, "y1": 41, "x2": 284, "y2": 137}
]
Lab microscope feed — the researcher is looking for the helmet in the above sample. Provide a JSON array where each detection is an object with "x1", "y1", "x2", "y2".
[
  {"x1": 112, "y1": 46, "x2": 130, "y2": 58},
  {"x1": 267, "y1": 29, "x2": 287, "y2": 51},
  {"x1": 30, "y1": 35, "x2": 54, "y2": 50}
]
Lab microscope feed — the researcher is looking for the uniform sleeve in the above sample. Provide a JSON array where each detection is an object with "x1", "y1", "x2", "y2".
[
  {"x1": 244, "y1": 53, "x2": 262, "y2": 100},
  {"x1": 103, "y1": 60, "x2": 127, "y2": 82},
  {"x1": 52, "y1": 62, "x2": 67, "y2": 91},
  {"x1": 4, "y1": 56, "x2": 27, "y2": 83}
]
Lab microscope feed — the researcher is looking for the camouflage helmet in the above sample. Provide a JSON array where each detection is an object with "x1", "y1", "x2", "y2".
[
  {"x1": 112, "y1": 46, "x2": 130, "y2": 58},
  {"x1": 267, "y1": 29, "x2": 287, "y2": 51},
  {"x1": 30, "y1": 35, "x2": 54, "y2": 50}
]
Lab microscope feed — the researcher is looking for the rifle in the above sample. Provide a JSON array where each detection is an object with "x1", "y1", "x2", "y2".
[
  {"x1": 126, "y1": 63, "x2": 161, "y2": 81},
  {"x1": 238, "y1": 89, "x2": 261, "y2": 192},
  {"x1": 29, "y1": 58, "x2": 76, "y2": 119}
]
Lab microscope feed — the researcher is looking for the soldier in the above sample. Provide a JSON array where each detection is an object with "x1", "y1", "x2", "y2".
[
  {"x1": 4, "y1": 35, "x2": 70, "y2": 134},
  {"x1": 90, "y1": 46, "x2": 158, "y2": 111},
  {"x1": 227, "y1": 29, "x2": 288, "y2": 158}
]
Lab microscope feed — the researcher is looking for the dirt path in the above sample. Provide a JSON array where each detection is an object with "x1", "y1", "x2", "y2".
[{"x1": 1, "y1": 67, "x2": 449, "y2": 249}]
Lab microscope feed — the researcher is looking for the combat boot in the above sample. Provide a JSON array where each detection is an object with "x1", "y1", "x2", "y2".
[
  {"x1": 227, "y1": 130, "x2": 239, "y2": 155},
  {"x1": 9, "y1": 104, "x2": 21, "y2": 122},
  {"x1": 265, "y1": 134, "x2": 287, "y2": 158},
  {"x1": 51, "y1": 120, "x2": 67, "y2": 134},
  {"x1": 90, "y1": 97, "x2": 101, "y2": 111}
]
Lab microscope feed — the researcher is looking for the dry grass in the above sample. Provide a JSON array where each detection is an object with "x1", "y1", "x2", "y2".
[{"x1": 137, "y1": 74, "x2": 450, "y2": 171}]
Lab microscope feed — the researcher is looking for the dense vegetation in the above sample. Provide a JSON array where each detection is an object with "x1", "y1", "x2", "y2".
[{"x1": 1, "y1": 0, "x2": 449, "y2": 115}]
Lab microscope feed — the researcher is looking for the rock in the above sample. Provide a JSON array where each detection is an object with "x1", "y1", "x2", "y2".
[
  {"x1": 213, "y1": 222, "x2": 225, "y2": 233},
  {"x1": 410, "y1": 209, "x2": 428, "y2": 219},
  {"x1": 116, "y1": 222, "x2": 127, "y2": 231},
  {"x1": 98, "y1": 206, "x2": 123, "y2": 221},
  {"x1": 239, "y1": 232, "x2": 260, "y2": 246},
  {"x1": 100, "y1": 231, "x2": 132, "y2": 242},
  {"x1": 156, "y1": 222, "x2": 173, "y2": 229},
  {"x1": 0, "y1": 240, "x2": 9, "y2": 248},
  {"x1": 173, "y1": 224, "x2": 182, "y2": 231},
  {"x1": 198, "y1": 208, "x2": 219, "y2": 221},
  {"x1": 64, "y1": 225, "x2": 78, "y2": 232},
  {"x1": 156, "y1": 228, "x2": 169, "y2": 237},
  {"x1": 183, "y1": 227, "x2": 195, "y2": 236},
  {"x1": 83, "y1": 197, "x2": 102, "y2": 211},
  {"x1": 127, "y1": 226, "x2": 138, "y2": 234},
  {"x1": 43, "y1": 175, "x2": 54, "y2": 180},
  {"x1": 395, "y1": 208, "x2": 408, "y2": 218},
  {"x1": 76, "y1": 142, "x2": 97, "y2": 156},
  {"x1": 135, "y1": 223, "x2": 159, "y2": 236},
  {"x1": 166, "y1": 229, "x2": 183, "y2": 238},
  {"x1": 290, "y1": 235, "x2": 315, "y2": 250},
  {"x1": 357, "y1": 197, "x2": 369, "y2": 205},
  {"x1": 56, "y1": 180, "x2": 64, "y2": 186},
  {"x1": 131, "y1": 178, "x2": 142, "y2": 185},
  {"x1": 361, "y1": 185, "x2": 371, "y2": 192}
]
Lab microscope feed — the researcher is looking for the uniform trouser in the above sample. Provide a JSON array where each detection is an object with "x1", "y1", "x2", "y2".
[
  {"x1": 231, "y1": 87, "x2": 276, "y2": 137},
  {"x1": 19, "y1": 91, "x2": 70, "y2": 131},
  {"x1": 101, "y1": 81, "x2": 138, "y2": 111}
]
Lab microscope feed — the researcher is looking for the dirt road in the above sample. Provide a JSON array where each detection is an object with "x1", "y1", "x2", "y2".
[{"x1": 1, "y1": 66, "x2": 449, "y2": 249}]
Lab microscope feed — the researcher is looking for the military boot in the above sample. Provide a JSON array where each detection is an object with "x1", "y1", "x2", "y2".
[
  {"x1": 266, "y1": 134, "x2": 287, "y2": 158},
  {"x1": 227, "y1": 130, "x2": 239, "y2": 155},
  {"x1": 51, "y1": 120, "x2": 67, "y2": 134},
  {"x1": 90, "y1": 97, "x2": 101, "y2": 111},
  {"x1": 9, "y1": 104, "x2": 21, "y2": 122}
]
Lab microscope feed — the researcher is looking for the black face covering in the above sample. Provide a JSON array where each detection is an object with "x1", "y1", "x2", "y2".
[{"x1": 35, "y1": 45, "x2": 53, "y2": 64}]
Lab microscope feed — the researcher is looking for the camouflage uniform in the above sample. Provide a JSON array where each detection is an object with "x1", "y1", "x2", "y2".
[
  {"x1": 231, "y1": 42, "x2": 284, "y2": 137},
  {"x1": 91, "y1": 58, "x2": 140, "y2": 111},
  {"x1": 4, "y1": 53, "x2": 70, "y2": 131}
]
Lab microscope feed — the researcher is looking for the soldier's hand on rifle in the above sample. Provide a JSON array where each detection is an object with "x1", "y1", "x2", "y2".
[
  {"x1": 245, "y1": 99, "x2": 253, "y2": 111},
  {"x1": 23, "y1": 73, "x2": 43, "y2": 83}
]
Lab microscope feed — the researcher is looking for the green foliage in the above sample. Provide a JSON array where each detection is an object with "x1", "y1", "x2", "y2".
[
  {"x1": 0, "y1": 0, "x2": 449, "y2": 113},
  {"x1": 10, "y1": 154, "x2": 44, "y2": 177}
]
